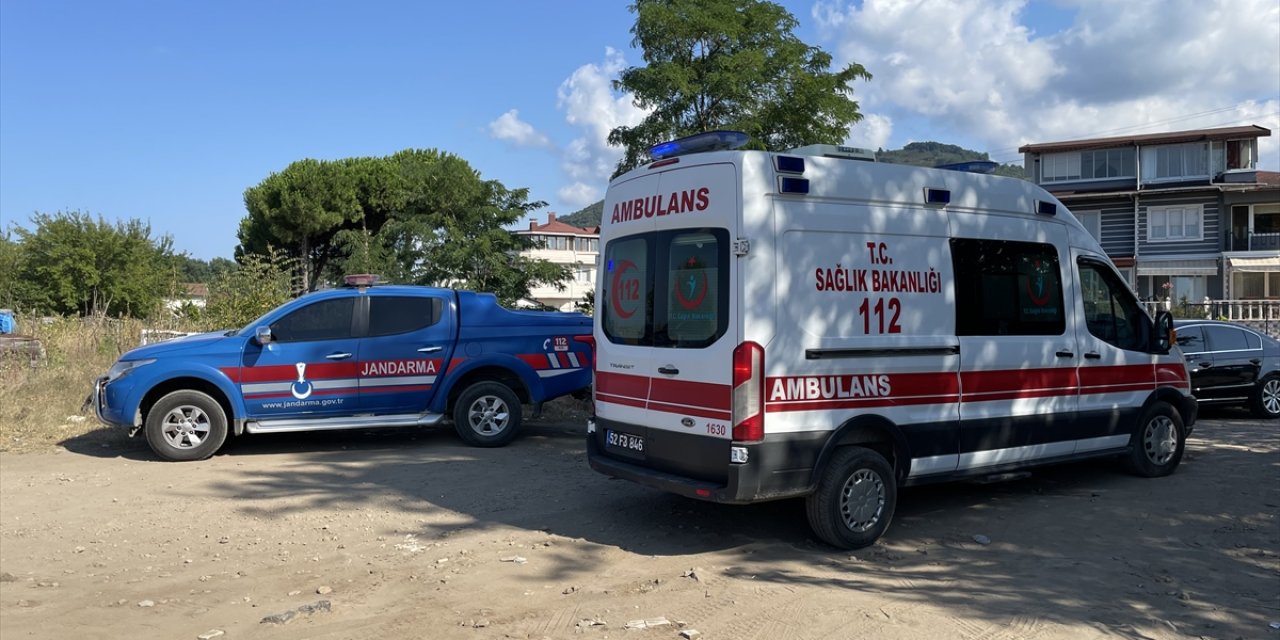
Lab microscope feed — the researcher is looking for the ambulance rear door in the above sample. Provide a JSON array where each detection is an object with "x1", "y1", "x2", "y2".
[{"x1": 596, "y1": 161, "x2": 740, "y2": 480}]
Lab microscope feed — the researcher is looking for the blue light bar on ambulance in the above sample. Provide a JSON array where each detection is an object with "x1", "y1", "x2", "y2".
[{"x1": 649, "y1": 131, "x2": 750, "y2": 160}]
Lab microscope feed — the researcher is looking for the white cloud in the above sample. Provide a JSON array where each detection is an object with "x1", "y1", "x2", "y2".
[
  {"x1": 487, "y1": 109, "x2": 553, "y2": 148},
  {"x1": 558, "y1": 182, "x2": 600, "y2": 208},
  {"x1": 845, "y1": 113, "x2": 894, "y2": 151},
  {"x1": 555, "y1": 48, "x2": 649, "y2": 197},
  {"x1": 812, "y1": 0, "x2": 1280, "y2": 168}
]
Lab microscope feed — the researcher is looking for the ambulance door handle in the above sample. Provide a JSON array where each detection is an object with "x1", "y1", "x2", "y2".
[
  {"x1": 658, "y1": 366, "x2": 680, "y2": 375},
  {"x1": 326, "y1": 352, "x2": 353, "y2": 360},
  {"x1": 417, "y1": 346, "x2": 443, "y2": 353},
  {"x1": 1083, "y1": 352, "x2": 1102, "y2": 360},
  {"x1": 1055, "y1": 350, "x2": 1074, "y2": 358}
]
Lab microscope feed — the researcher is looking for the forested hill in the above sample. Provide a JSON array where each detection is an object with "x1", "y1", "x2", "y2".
[
  {"x1": 557, "y1": 142, "x2": 1025, "y2": 228},
  {"x1": 877, "y1": 141, "x2": 1025, "y2": 179},
  {"x1": 558, "y1": 201, "x2": 604, "y2": 228}
]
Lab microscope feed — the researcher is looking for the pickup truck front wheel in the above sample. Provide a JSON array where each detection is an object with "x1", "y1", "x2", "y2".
[
  {"x1": 144, "y1": 390, "x2": 228, "y2": 462},
  {"x1": 453, "y1": 382, "x2": 522, "y2": 448}
]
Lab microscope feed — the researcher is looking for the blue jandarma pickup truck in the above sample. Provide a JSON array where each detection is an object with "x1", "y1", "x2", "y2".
[{"x1": 90, "y1": 277, "x2": 593, "y2": 461}]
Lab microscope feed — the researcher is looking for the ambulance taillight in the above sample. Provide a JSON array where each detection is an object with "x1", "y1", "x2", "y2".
[{"x1": 732, "y1": 341, "x2": 765, "y2": 443}]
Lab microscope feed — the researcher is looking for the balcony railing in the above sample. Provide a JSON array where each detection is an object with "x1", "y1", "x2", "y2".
[
  {"x1": 1141, "y1": 299, "x2": 1280, "y2": 338},
  {"x1": 1226, "y1": 231, "x2": 1280, "y2": 252}
]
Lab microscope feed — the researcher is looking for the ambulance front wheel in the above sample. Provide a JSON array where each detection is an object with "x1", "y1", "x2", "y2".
[
  {"x1": 144, "y1": 390, "x2": 228, "y2": 462},
  {"x1": 1125, "y1": 401, "x2": 1185, "y2": 478},
  {"x1": 806, "y1": 447, "x2": 897, "y2": 549},
  {"x1": 453, "y1": 382, "x2": 522, "y2": 448}
]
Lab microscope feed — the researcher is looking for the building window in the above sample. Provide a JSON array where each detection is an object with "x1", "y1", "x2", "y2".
[
  {"x1": 1141, "y1": 143, "x2": 1209, "y2": 182},
  {"x1": 1042, "y1": 152, "x2": 1081, "y2": 182},
  {"x1": 1226, "y1": 139, "x2": 1256, "y2": 170},
  {"x1": 1076, "y1": 211, "x2": 1102, "y2": 242},
  {"x1": 1042, "y1": 149, "x2": 1134, "y2": 183},
  {"x1": 1147, "y1": 205, "x2": 1203, "y2": 242}
]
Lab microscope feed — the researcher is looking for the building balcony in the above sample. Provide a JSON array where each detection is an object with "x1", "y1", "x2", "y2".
[{"x1": 1226, "y1": 231, "x2": 1280, "y2": 252}]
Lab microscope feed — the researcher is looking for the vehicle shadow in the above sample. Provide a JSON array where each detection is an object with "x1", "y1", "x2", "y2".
[{"x1": 68, "y1": 414, "x2": 1280, "y2": 637}]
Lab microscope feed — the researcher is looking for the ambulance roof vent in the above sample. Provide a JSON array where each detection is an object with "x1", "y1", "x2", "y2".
[
  {"x1": 649, "y1": 131, "x2": 751, "y2": 160},
  {"x1": 785, "y1": 144, "x2": 877, "y2": 162}
]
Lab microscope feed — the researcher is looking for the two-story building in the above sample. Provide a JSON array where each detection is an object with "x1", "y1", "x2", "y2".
[
  {"x1": 513, "y1": 213, "x2": 599, "y2": 312},
  {"x1": 1019, "y1": 125, "x2": 1278, "y2": 323}
]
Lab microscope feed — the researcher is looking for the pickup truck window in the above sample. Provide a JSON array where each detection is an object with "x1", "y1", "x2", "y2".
[
  {"x1": 271, "y1": 298, "x2": 356, "y2": 343},
  {"x1": 368, "y1": 296, "x2": 443, "y2": 337}
]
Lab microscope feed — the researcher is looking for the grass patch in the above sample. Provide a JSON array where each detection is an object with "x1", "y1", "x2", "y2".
[{"x1": 0, "y1": 315, "x2": 193, "y2": 453}]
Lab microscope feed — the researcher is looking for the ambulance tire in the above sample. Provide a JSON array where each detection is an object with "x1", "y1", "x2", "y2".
[
  {"x1": 453, "y1": 382, "x2": 522, "y2": 448},
  {"x1": 806, "y1": 447, "x2": 897, "y2": 550},
  {"x1": 144, "y1": 390, "x2": 228, "y2": 462},
  {"x1": 1125, "y1": 401, "x2": 1185, "y2": 478}
]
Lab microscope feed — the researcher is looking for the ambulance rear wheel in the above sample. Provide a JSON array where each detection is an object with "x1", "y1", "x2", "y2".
[
  {"x1": 1125, "y1": 401, "x2": 1185, "y2": 478},
  {"x1": 144, "y1": 390, "x2": 228, "y2": 462},
  {"x1": 453, "y1": 382, "x2": 522, "y2": 448},
  {"x1": 806, "y1": 447, "x2": 897, "y2": 549}
]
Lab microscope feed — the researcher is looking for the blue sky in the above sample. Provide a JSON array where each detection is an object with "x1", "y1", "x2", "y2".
[{"x1": 2, "y1": 0, "x2": 1277, "y2": 260}]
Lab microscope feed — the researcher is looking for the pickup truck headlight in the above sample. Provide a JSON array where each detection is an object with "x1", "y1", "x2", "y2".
[{"x1": 105, "y1": 358, "x2": 156, "y2": 382}]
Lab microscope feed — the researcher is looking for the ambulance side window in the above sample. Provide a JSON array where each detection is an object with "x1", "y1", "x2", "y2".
[
  {"x1": 951, "y1": 239, "x2": 1065, "y2": 336},
  {"x1": 1079, "y1": 260, "x2": 1150, "y2": 352},
  {"x1": 270, "y1": 298, "x2": 357, "y2": 343}
]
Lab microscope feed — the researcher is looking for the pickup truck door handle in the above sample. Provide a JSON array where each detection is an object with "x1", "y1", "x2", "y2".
[
  {"x1": 1055, "y1": 350, "x2": 1074, "y2": 358},
  {"x1": 1250, "y1": 358, "x2": 1262, "y2": 365},
  {"x1": 417, "y1": 346, "x2": 444, "y2": 353},
  {"x1": 1083, "y1": 352, "x2": 1102, "y2": 360},
  {"x1": 1198, "y1": 361, "x2": 1213, "y2": 368},
  {"x1": 657, "y1": 366, "x2": 680, "y2": 375},
  {"x1": 326, "y1": 352, "x2": 353, "y2": 360}
]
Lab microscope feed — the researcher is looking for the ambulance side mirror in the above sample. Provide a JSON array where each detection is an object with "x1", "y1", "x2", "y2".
[
  {"x1": 1153, "y1": 311, "x2": 1174, "y2": 353},
  {"x1": 255, "y1": 326, "x2": 274, "y2": 346}
]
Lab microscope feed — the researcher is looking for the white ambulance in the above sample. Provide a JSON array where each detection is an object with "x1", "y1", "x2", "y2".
[{"x1": 586, "y1": 131, "x2": 1197, "y2": 549}]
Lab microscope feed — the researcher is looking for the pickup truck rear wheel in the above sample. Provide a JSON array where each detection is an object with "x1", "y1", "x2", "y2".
[
  {"x1": 144, "y1": 390, "x2": 228, "y2": 462},
  {"x1": 453, "y1": 382, "x2": 522, "y2": 448},
  {"x1": 805, "y1": 447, "x2": 897, "y2": 549}
]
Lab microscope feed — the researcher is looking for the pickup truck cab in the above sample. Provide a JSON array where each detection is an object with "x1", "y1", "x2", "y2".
[{"x1": 91, "y1": 279, "x2": 592, "y2": 461}]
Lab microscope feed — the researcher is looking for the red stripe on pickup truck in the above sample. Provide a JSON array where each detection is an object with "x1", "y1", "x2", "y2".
[{"x1": 221, "y1": 362, "x2": 359, "y2": 383}]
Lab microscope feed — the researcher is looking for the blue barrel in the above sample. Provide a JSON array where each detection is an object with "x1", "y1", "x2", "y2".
[{"x1": 0, "y1": 310, "x2": 14, "y2": 335}]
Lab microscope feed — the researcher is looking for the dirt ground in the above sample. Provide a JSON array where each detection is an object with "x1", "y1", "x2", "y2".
[{"x1": 1, "y1": 408, "x2": 1277, "y2": 640}]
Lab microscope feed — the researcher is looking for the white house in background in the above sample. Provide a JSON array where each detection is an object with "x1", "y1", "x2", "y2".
[{"x1": 513, "y1": 213, "x2": 599, "y2": 312}]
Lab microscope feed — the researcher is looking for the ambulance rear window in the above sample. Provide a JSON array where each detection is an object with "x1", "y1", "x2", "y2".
[{"x1": 602, "y1": 228, "x2": 729, "y2": 348}]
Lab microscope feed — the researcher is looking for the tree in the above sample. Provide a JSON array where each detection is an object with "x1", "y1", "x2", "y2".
[
  {"x1": 607, "y1": 0, "x2": 872, "y2": 174},
  {"x1": 0, "y1": 232, "x2": 34, "y2": 311},
  {"x1": 237, "y1": 150, "x2": 571, "y2": 305},
  {"x1": 200, "y1": 248, "x2": 297, "y2": 331},
  {"x1": 241, "y1": 159, "x2": 362, "y2": 292},
  {"x1": 10, "y1": 211, "x2": 179, "y2": 318}
]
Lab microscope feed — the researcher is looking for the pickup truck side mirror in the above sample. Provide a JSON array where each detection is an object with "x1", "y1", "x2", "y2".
[
  {"x1": 1152, "y1": 311, "x2": 1174, "y2": 353},
  {"x1": 255, "y1": 326, "x2": 274, "y2": 346}
]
